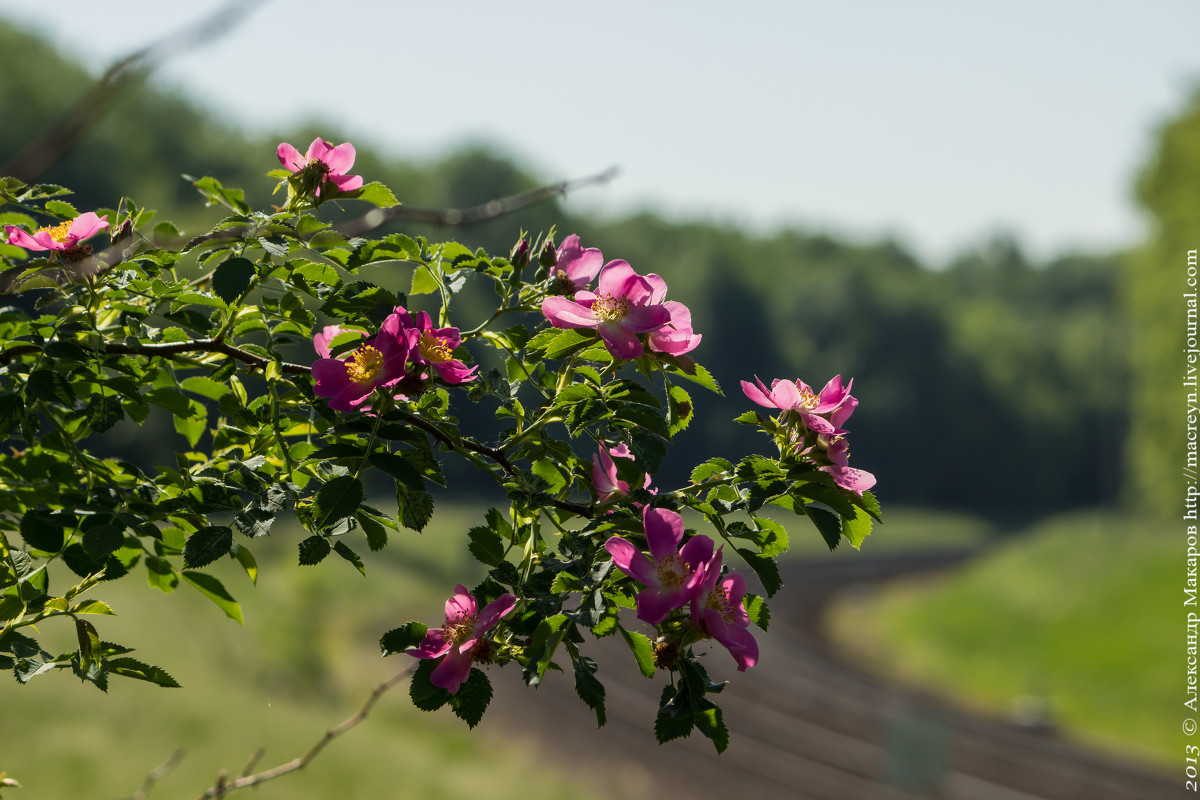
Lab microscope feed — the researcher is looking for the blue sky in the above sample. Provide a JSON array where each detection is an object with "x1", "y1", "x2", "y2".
[{"x1": 2, "y1": 0, "x2": 1198, "y2": 264}]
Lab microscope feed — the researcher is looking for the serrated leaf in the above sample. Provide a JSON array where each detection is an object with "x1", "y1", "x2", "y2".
[
  {"x1": 19, "y1": 509, "x2": 68, "y2": 552},
  {"x1": 0, "y1": 393, "x2": 23, "y2": 438},
  {"x1": 694, "y1": 703, "x2": 729, "y2": 753},
  {"x1": 82, "y1": 524, "x2": 124, "y2": 561},
  {"x1": 666, "y1": 384, "x2": 693, "y2": 436},
  {"x1": 743, "y1": 594, "x2": 770, "y2": 631},
  {"x1": 85, "y1": 394, "x2": 124, "y2": 433},
  {"x1": 145, "y1": 556, "x2": 179, "y2": 593},
  {"x1": 26, "y1": 369, "x2": 75, "y2": 406},
  {"x1": 467, "y1": 526, "x2": 506, "y2": 567},
  {"x1": 808, "y1": 505, "x2": 842, "y2": 551},
  {"x1": 545, "y1": 329, "x2": 594, "y2": 359},
  {"x1": 410, "y1": 659, "x2": 451, "y2": 711},
  {"x1": 573, "y1": 656, "x2": 607, "y2": 728},
  {"x1": 380, "y1": 622, "x2": 428, "y2": 655},
  {"x1": 314, "y1": 475, "x2": 364, "y2": 527},
  {"x1": 182, "y1": 526, "x2": 232, "y2": 569},
  {"x1": 690, "y1": 457, "x2": 734, "y2": 484},
  {"x1": 396, "y1": 480, "x2": 434, "y2": 532},
  {"x1": 70, "y1": 599, "x2": 115, "y2": 616},
  {"x1": 333, "y1": 540, "x2": 365, "y2": 575},
  {"x1": 352, "y1": 181, "x2": 400, "y2": 208},
  {"x1": 180, "y1": 375, "x2": 230, "y2": 400},
  {"x1": 409, "y1": 265, "x2": 440, "y2": 296},
  {"x1": 231, "y1": 541, "x2": 258, "y2": 584},
  {"x1": 735, "y1": 547, "x2": 782, "y2": 597},
  {"x1": 106, "y1": 658, "x2": 181, "y2": 688},
  {"x1": 619, "y1": 627, "x2": 656, "y2": 679},
  {"x1": 298, "y1": 535, "x2": 332, "y2": 565},
  {"x1": 44, "y1": 199, "x2": 78, "y2": 219},
  {"x1": 449, "y1": 668, "x2": 493, "y2": 728},
  {"x1": 526, "y1": 614, "x2": 569, "y2": 684},
  {"x1": 357, "y1": 513, "x2": 389, "y2": 551},
  {"x1": 842, "y1": 504, "x2": 874, "y2": 549},
  {"x1": 655, "y1": 686, "x2": 695, "y2": 743},
  {"x1": 181, "y1": 571, "x2": 243, "y2": 624},
  {"x1": 211, "y1": 257, "x2": 256, "y2": 304}
]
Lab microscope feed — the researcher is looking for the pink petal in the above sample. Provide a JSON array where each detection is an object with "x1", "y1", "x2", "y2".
[
  {"x1": 321, "y1": 141, "x2": 357, "y2": 175},
  {"x1": 430, "y1": 645, "x2": 474, "y2": 693},
  {"x1": 596, "y1": 260, "x2": 637, "y2": 297},
  {"x1": 277, "y1": 142, "x2": 305, "y2": 171},
  {"x1": 5, "y1": 226, "x2": 48, "y2": 250},
  {"x1": 304, "y1": 137, "x2": 330, "y2": 161},
  {"x1": 433, "y1": 360, "x2": 478, "y2": 384},
  {"x1": 643, "y1": 507, "x2": 684, "y2": 562},
  {"x1": 770, "y1": 379, "x2": 803, "y2": 409},
  {"x1": 826, "y1": 465, "x2": 876, "y2": 493},
  {"x1": 543, "y1": 296, "x2": 599, "y2": 328},
  {"x1": 622, "y1": 303, "x2": 671, "y2": 333},
  {"x1": 475, "y1": 593, "x2": 517, "y2": 633},
  {"x1": 313, "y1": 325, "x2": 349, "y2": 359},
  {"x1": 597, "y1": 322, "x2": 643, "y2": 359},
  {"x1": 409, "y1": 628, "x2": 451, "y2": 659},
  {"x1": 327, "y1": 173, "x2": 364, "y2": 193},
  {"x1": 31, "y1": 230, "x2": 67, "y2": 250},
  {"x1": 66, "y1": 212, "x2": 107, "y2": 241},
  {"x1": 604, "y1": 537, "x2": 658, "y2": 586},
  {"x1": 741, "y1": 378, "x2": 778, "y2": 409},
  {"x1": 635, "y1": 585, "x2": 689, "y2": 625},
  {"x1": 445, "y1": 585, "x2": 477, "y2": 622},
  {"x1": 643, "y1": 273, "x2": 669, "y2": 304},
  {"x1": 312, "y1": 358, "x2": 351, "y2": 394}
]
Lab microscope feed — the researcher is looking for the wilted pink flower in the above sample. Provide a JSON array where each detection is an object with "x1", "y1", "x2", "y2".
[
  {"x1": 6, "y1": 212, "x2": 107, "y2": 252},
  {"x1": 277, "y1": 137, "x2": 364, "y2": 196},
  {"x1": 393, "y1": 307, "x2": 478, "y2": 384},
  {"x1": 818, "y1": 435, "x2": 876, "y2": 495},
  {"x1": 311, "y1": 316, "x2": 410, "y2": 411},
  {"x1": 741, "y1": 374, "x2": 855, "y2": 436},
  {"x1": 542, "y1": 260, "x2": 671, "y2": 359},
  {"x1": 409, "y1": 584, "x2": 517, "y2": 693},
  {"x1": 604, "y1": 506, "x2": 713, "y2": 625},
  {"x1": 552, "y1": 234, "x2": 604, "y2": 295},
  {"x1": 592, "y1": 442, "x2": 654, "y2": 502},
  {"x1": 691, "y1": 548, "x2": 758, "y2": 671}
]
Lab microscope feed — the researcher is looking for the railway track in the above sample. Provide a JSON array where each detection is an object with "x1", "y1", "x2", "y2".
[{"x1": 483, "y1": 548, "x2": 1182, "y2": 799}]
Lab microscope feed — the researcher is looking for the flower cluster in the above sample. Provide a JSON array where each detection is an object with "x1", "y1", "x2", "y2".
[
  {"x1": 312, "y1": 305, "x2": 476, "y2": 411},
  {"x1": 742, "y1": 374, "x2": 876, "y2": 494},
  {"x1": 605, "y1": 507, "x2": 759, "y2": 671},
  {"x1": 541, "y1": 236, "x2": 701, "y2": 360}
]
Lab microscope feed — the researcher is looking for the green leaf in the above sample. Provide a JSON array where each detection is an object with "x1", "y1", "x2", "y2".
[
  {"x1": 545, "y1": 329, "x2": 594, "y2": 359},
  {"x1": 181, "y1": 571, "x2": 243, "y2": 624},
  {"x1": 333, "y1": 541, "x2": 366, "y2": 575},
  {"x1": 19, "y1": 509, "x2": 68, "y2": 552},
  {"x1": 0, "y1": 393, "x2": 23, "y2": 438},
  {"x1": 369, "y1": 450, "x2": 423, "y2": 484},
  {"x1": 808, "y1": 506, "x2": 843, "y2": 551},
  {"x1": 44, "y1": 199, "x2": 78, "y2": 219},
  {"x1": 572, "y1": 656, "x2": 607, "y2": 728},
  {"x1": 231, "y1": 541, "x2": 258, "y2": 584},
  {"x1": 449, "y1": 669, "x2": 493, "y2": 728},
  {"x1": 357, "y1": 513, "x2": 389, "y2": 552},
  {"x1": 183, "y1": 526, "x2": 233, "y2": 569},
  {"x1": 27, "y1": 369, "x2": 75, "y2": 406},
  {"x1": 83, "y1": 394, "x2": 124, "y2": 433},
  {"x1": 468, "y1": 526, "x2": 506, "y2": 567},
  {"x1": 145, "y1": 556, "x2": 179, "y2": 593},
  {"x1": 145, "y1": 388, "x2": 191, "y2": 416},
  {"x1": 666, "y1": 384, "x2": 693, "y2": 436},
  {"x1": 694, "y1": 702, "x2": 729, "y2": 754},
  {"x1": 661, "y1": 355, "x2": 723, "y2": 395},
  {"x1": 526, "y1": 614, "x2": 569, "y2": 684},
  {"x1": 654, "y1": 686, "x2": 694, "y2": 743},
  {"x1": 410, "y1": 659, "x2": 451, "y2": 711},
  {"x1": 82, "y1": 524, "x2": 124, "y2": 561},
  {"x1": 380, "y1": 622, "x2": 428, "y2": 655},
  {"x1": 842, "y1": 504, "x2": 874, "y2": 550},
  {"x1": 351, "y1": 181, "x2": 400, "y2": 208},
  {"x1": 743, "y1": 594, "x2": 770, "y2": 631},
  {"x1": 106, "y1": 658, "x2": 181, "y2": 688},
  {"x1": 735, "y1": 547, "x2": 782, "y2": 597},
  {"x1": 619, "y1": 627, "x2": 656, "y2": 679},
  {"x1": 211, "y1": 257, "x2": 256, "y2": 304},
  {"x1": 70, "y1": 599, "x2": 115, "y2": 616},
  {"x1": 313, "y1": 475, "x2": 364, "y2": 527},
  {"x1": 174, "y1": 400, "x2": 207, "y2": 447},
  {"x1": 396, "y1": 481, "x2": 434, "y2": 532},
  {"x1": 298, "y1": 535, "x2": 332, "y2": 565},
  {"x1": 409, "y1": 265, "x2": 440, "y2": 296},
  {"x1": 180, "y1": 375, "x2": 230, "y2": 400}
]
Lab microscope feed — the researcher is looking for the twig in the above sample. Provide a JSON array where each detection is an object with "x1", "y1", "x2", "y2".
[
  {"x1": 0, "y1": 338, "x2": 308, "y2": 374},
  {"x1": 195, "y1": 663, "x2": 415, "y2": 800},
  {"x1": 121, "y1": 748, "x2": 185, "y2": 800},
  {"x1": 1, "y1": 0, "x2": 268, "y2": 182}
]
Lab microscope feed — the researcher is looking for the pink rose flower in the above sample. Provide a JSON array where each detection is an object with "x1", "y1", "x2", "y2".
[
  {"x1": 818, "y1": 435, "x2": 876, "y2": 495},
  {"x1": 311, "y1": 315, "x2": 410, "y2": 411},
  {"x1": 690, "y1": 548, "x2": 758, "y2": 671},
  {"x1": 552, "y1": 234, "x2": 604, "y2": 295},
  {"x1": 541, "y1": 260, "x2": 671, "y2": 359},
  {"x1": 393, "y1": 307, "x2": 478, "y2": 384},
  {"x1": 277, "y1": 137, "x2": 364, "y2": 197},
  {"x1": 604, "y1": 506, "x2": 713, "y2": 625},
  {"x1": 741, "y1": 374, "x2": 855, "y2": 436},
  {"x1": 409, "y1": 585, "x2": 517, "y2": 693},
  {"x1": 592, "y1": 442, "x2": 654, "y2": 502},
  {"x1": 5, "y1": 212, "x2": 108, "y2": 252}
]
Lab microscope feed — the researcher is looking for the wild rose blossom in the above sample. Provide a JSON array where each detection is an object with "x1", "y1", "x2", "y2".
[
  {"x1": 691, "y1": 548, "x2": 759, "y2": 671},
  {"x1": 648, "y1": 300, "x2": 702, "y2": 356},
  {"x1": 592, "y1": 442, "x2": 654, "y2": 502},
  {"x1": 542, "y1": 260, "x2": 671, "y2": 359},
  {"x1": 604, "y1": 506, "x2": 713, "y2": 625},
  {"x1": 816, "y1": 435, "x2": 876, "y2": 495},
  {"x1": 741, "y1": 374, "x2": 855, "y2": 436},
  {"x1": 393, "y1": 307, "x2": 478, "y2": 384},
  {"x1": 550, "y1": 234, "x2": 604, "y2": 295},
  {"x1": 409, "y1": 585, "x2": 517, "y2": 693},
  {"x1": 277, "y1": 137, "x2": 364, "y2": 197},
  {"x1": 6, "y1": 212, "x2": 108, "y2": 252},
  {"x1": 311, "y1": 315, "x2": 410, "y2": 411}
]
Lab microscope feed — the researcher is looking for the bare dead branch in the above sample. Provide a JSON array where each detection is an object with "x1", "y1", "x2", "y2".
[
  {"x1": 1, "y1": 0, "x2": 268, "y2": 182},
  {"x1": 195, "y1": 663, "x2": 415, "y2": 800},
  {"x1": 120, "y1": 748, "x2": 185, "y2": 800}
]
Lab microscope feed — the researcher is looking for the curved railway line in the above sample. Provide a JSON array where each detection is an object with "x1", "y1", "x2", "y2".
[{"x1": 483, "y1": 549, "x2": 1182, "y2": 799}]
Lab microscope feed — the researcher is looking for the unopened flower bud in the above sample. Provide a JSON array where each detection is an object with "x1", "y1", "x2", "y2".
[
  {"x1": 538, "y1": 236, "x2": 557, "y2": 268},
  {"x1": 510, "y1": 237, "x2": 530, "y2": 269}
]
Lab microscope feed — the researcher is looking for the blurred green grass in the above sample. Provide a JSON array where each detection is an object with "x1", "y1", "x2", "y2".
[
  {"x1": 826, "y1": 511, "x2": 1175, "y2": 766},
  {"x1": 0, "y1": 501, "x2": 597, "y2": 800}
]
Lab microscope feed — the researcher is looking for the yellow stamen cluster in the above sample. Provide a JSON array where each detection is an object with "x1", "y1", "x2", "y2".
[
  {"x1": 796, "y1": 384, "x2": 820, "y2": 410},
  {"x1": 655, "y1": 554, "x2": 686, "y2": 588},
  {"x1": 590, "y1": 292, "x2": 631, "y2": 321},
  {"x1": 443, "y1": 615, "x2": 478, "y2": 646},
  {"x1": 418, "y1": 332, "x2": 454, "y2": 364},
  {"x1": 706, "y1": 589, "x2": 737, "y2": 624},
  {"x1": 345, "y1": 345, "x2": 385, "y2": 385},
  {"x1": 38, "y1": 221, "x2": 72, "y2": 243}
]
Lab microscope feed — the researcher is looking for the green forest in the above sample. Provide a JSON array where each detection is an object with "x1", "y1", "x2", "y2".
[{"x1": 1, "y1": 20, "x2": 1181, "y2": 524}]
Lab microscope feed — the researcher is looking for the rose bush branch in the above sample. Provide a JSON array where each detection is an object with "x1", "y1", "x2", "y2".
[{"x1": 0, "y1": 138, "x2": 880, "y2": 761}]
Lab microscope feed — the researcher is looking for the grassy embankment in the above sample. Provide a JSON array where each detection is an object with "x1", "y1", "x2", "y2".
[
  {"x1": 828, "y1": 511, "x2": 1176, "y2": 767},
  {"x1": 0, "y1": 503, "x2": 598, "y2": 800}
]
